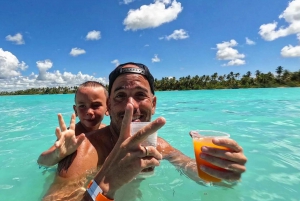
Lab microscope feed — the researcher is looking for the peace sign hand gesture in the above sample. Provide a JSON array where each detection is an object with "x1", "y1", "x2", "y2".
[{"x1": 83, "y1": 103, "x2": 166, "y2": 200}]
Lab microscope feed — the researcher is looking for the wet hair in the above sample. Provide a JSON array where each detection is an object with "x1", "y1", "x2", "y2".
[
  {"x1": 108, "y1": 62, "x2": 155, "y2": 95},
  {"x1": 74, "y1": 81, "x2": 108, "y2": 102}
]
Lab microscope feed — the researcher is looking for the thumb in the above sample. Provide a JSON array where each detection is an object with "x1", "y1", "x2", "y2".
[{"x1": 76, "y1": 133, "x2": 85, "y2": 147}]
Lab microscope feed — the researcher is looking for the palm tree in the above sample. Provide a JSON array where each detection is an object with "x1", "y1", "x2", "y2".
[
  {"x1": 275, "y1": 66, "x2": 284, "y2": 85},
  {"x1": 282, "y1": 69, "x2": 290, "y2": 83},
  {"x1": 255, "y1": 70, "x2": 261, "y2": 78},
  {"x1": 245, "y1": 71, "x2": 251, "y2": 77}
]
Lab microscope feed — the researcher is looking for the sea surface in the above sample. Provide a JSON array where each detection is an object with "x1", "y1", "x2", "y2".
[{"x1": 0, "y1": 88, "x2": 300, "y2": 201}]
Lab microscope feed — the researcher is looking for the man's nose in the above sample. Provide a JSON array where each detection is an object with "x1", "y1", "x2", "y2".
[{"x1": 128, "y1": 97, "x2": 139, "y2": 108}]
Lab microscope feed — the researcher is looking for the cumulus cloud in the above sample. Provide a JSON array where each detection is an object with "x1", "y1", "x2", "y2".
[
  {"x1": 5, "y1": 33, "x2": 25, "y2": 45},
  {"x1": 161, "y1": 29, "x2": 189, "y2": 40},
  {"x1": 152, "y1": 54, "x2": 160, "y2": 62},
  {"x1": 216, "y1": 40, "x2": 246, "y2": 66},
  {"x1": 245, "y1": 37, "x2": 256, "y2": 45},
  {"x1": 281, "y1": 45, "x2": 300, "y2": 57},
  {"x1": 86, "y1": 30, "x2": 101, "y2": 40},
  {"x1": 224, "y1": 59, "x2": 246, "y2": 66},
  {"x1": 70, "y1": 48, "x2": 86, "y2": 57},
  {"x1": 0, "y1": 50, "x2": 108, "y2": 92},
  {"x1": 0, "y1": 48, "x2": 28, "y2": 78},
  {"x1": 123, "y1": 0, "x2": 183, "y2": 31},
  {"x1": 259, "y1": 0, "x2": 300, "y2": 41},
  {"x1": 36, "y1": 59, "x2": 53, "y2": 80},
  {"x1": 111, "y1": 59, "x2": 120, "y2": 66},
  {"x1": 0, "y1": 71, "x2": 107, "y2": 92},
  {"x1": 0, "y1": 60, "x2": 107, "y2": 92}
]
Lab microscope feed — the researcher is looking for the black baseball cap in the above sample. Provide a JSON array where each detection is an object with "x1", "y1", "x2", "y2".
[{"x1": 108, "y1": 62, "x2": 155, "y2": 95}]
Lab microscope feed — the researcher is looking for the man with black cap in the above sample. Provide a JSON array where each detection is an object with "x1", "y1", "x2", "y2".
[{"x1": 43, "y1": 62, "x2": 247, "y2": 201}]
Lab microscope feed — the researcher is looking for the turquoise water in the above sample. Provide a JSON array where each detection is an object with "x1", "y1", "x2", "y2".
[{"x1": 1, "y1": 88, "x2": 300, "y2": 201}]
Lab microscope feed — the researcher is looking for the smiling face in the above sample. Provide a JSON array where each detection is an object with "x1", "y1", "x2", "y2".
[
  {"x1": 108, "y1": 65, "x2": 156, "y2": 135},
  {"x1": 73, "y1": 86, "x2": 107, "y2": 132}
]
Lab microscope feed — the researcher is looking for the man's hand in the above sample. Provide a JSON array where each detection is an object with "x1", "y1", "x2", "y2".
[
  {"x1": 84, "y1": 103, "x2": 166, "y2": 200},
  {"x1": 54, "y1": 113, "x2": 85, "y2": 160},
  {"x1": 199, "y1": 137, "x2": 247, "y2": 182}
]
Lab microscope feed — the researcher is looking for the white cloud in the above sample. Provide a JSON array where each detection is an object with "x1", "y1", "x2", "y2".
[
  {"x1": 70, "y1": 48, "x2": 86, "y2": 57},
  {"x1": 245, "y1": 37, "x2": 256, "y2": 45},
  {"x1": 216, "y1": 40, "x2": 246, "y2": 66},
  {"x1": 0, "y1": 48, "x2": 28, "y2": 78},
  {"x1": 259, "y1": 0, "x2": 300, "y2": 41},
  {"x1": 0, "y1": 52, "x2": 108, "y2": 92},
  {"x1": 5, "y1": 33, "x2": 25, "y2": 45},
  {"x1": 223, "y1": 59, "x2": 246, "y2": 66},
  {"x1": 152, "y1": 54, "x2": 160, "y2": 63},
  {"x1": 281, "y1": 45, "x2": 300, "y2": 57},
  {"x1": 36, "y1": 59, "x2": 53, "y2": 71},
  {"x1": 0, "y1": 68, "x2": 107, "y2": 92},
  {"x1": 123, "y1": 0, "x2": 135, "y2": 4},
  {"x1": 162, "y1": 29, "x2": 189, "y2": 40},
  {"x1": 86, "y1": 30, "x2": 101, "y2": 40},
  {"x1": 36, "y1": 59, "x2": 53, "y2": 80},
  {"x1": 123, "y1": 0, "x2": 183, "y2": 31},
  {"x1": 111, "y1": 59, "x2": 120, "y2": 66}
]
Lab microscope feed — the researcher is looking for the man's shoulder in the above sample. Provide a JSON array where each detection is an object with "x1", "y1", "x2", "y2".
[
  {"x1": 85, "y1": 126, "x2": 114, "y2": 147},
  {"x1": 86, "y1": 126, "x2": 111, "y2": 138}
]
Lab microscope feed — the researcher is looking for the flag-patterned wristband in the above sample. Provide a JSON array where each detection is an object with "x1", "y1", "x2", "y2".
[{"x1": 87, "y1": 180, "x2": 114, "y2": 201}]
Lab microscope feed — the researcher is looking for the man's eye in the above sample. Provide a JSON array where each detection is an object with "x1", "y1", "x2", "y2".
[
  {"x1": 136, "y1": 93, "x2": 147, "y2": 99},
  {"x1": 115, "y1": 93, "x2": 126, "y2": 99},
  {"x1": 78, "y1": 105, "x2": 86, "y2": 108}
]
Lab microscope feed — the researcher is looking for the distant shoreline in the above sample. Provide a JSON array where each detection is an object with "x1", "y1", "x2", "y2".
[
  {"x1": 1, "y1": 86, "x2": 300, "y2": 96},
  {"x1": 1, "y1": 67, "x2": 300, "y2": 96}
]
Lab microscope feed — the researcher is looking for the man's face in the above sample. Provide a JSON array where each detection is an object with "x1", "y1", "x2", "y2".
[{"x1": 108, "y1": 68, "x2": 156, "y2": 134}]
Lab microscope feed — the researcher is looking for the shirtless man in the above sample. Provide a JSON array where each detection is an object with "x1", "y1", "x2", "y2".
[{"x1": 43, "y1": 62, "x2": 247, "y2": 201}]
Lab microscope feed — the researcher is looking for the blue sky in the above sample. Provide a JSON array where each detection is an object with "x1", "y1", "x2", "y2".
[{"x1": 1, "y1": 0, "x2": 299, "y2": 92}]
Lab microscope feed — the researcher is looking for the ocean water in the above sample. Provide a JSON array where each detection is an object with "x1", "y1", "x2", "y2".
[{"x1": 0, "y1": 88, "x2": 300, "y2": 201}]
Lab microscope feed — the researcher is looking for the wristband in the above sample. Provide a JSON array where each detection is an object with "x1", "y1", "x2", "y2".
[{"x1": 87, "y1": 180, "x2": 114, "y2": 201}]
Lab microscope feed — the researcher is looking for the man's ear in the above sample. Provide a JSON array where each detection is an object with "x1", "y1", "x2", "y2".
[
  {"x1": 106, "y1": 99, "x2": 111, "y2": 115},
  {"x1": 151, "y1": 96, "x2": 157, "y2": 115},
  {"x1": 73, "y1": 105, "x2": 78, "y2": 116}
]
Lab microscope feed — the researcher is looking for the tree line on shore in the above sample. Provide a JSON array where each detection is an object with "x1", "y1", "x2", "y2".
[{"x1": 1, "y1": 66, "x2": 300, "y2": 96}]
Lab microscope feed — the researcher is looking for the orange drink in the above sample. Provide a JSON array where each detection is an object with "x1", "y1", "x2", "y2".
[{"x1": 190, "y1": 130, "x2": 230, "y2": 183}]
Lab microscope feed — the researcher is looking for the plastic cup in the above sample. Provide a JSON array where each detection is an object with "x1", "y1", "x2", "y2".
[
  {"x1": 130, "y1": 122, "x2": 157, "y2": 147},
  {"x1": 190, "y1": 130, "x2": 230, "y2": 183},
  {"x1": 130, "y1": 122, "x2": 157, "y2": 176}
]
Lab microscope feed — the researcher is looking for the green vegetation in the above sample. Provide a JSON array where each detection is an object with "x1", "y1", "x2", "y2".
[{"x1": 1, "y1": 66, "x2": 300, "y2": 96}]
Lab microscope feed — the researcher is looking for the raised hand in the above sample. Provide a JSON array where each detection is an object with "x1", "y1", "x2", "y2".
[
  {"x1": 84, "y1": 103, "x2": 166, "y2": 200},
  {"x1": 200, "y1": 138, "x2": 247, "y2": 182},
  {"x1": 54, "y1": 113, "x2": 85, "y2": 160}
]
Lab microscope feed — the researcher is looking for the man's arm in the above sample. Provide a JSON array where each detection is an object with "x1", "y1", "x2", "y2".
[
  {"x1": 37, "y1": 113, "x2": 85, "y2": 167},
  {"x1": 157, "y1": 137, "x2": 247, "y2": 185}
]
